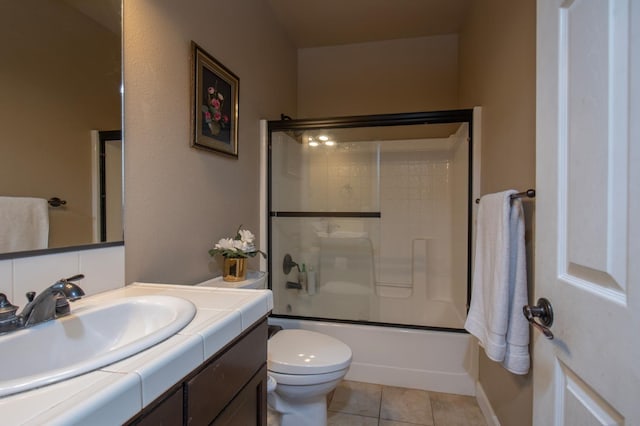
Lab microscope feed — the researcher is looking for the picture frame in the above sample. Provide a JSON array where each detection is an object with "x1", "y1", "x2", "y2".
[{"x1": 190, "y1": 41, "x2": 239, "y2": 157}]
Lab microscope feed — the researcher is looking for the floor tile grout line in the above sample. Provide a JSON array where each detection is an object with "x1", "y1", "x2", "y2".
[
  {"x1": 428, "y1": 390, "x2": 436, "y2": 426},
  {"x1": 324, "y1": 381, "x2": 486, "y2": 426}
]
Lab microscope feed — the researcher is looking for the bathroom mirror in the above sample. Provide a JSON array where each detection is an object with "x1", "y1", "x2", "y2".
[{"x1": 0, "y1": 0, "x2": 122, "y2": 258}]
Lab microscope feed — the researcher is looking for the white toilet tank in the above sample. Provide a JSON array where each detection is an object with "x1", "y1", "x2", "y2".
[{"x1": 196, "y1": 270, "x2": 267, "y2": 289}]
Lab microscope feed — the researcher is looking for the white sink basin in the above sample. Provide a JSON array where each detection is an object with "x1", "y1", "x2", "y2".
[{"x1": 0, "y1": 295, "x2": 196, "y2": 397}]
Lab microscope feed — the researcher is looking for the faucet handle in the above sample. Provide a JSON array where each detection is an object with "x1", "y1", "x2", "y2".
[
  {"x1": 0, "y1": 293, "x2": 19, "y2": 316},
  {"x1": 51, "y1": 277, "x2": 85, "y2": 301},
  {"x1": 62, "y1": 274, "x2": 85, "y2": 283},
  {"x1": 0, "y1": 294, "x2": 19, "y2": 333}
]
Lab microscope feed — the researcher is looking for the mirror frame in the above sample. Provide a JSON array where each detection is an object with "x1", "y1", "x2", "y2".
[{"x1": 0, "y1": 241, "x2": 123, "y2": 261}]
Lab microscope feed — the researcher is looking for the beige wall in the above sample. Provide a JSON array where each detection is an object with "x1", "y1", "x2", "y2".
[
  {"x1": 123, "y1": 0, "x2": 297, "y2": 284},
  {"x1": 0, "y1": 0, "x2": 121, "y2": 249},
  {"x1": 458, "y1": 0, "x2": 536, "y2": 193},
  {"x1": 297, "y1": 35, "x2": 459, "y2": 118},
  {"x1": 458, "y1": 1, "x2": 536, "y2": 425}
]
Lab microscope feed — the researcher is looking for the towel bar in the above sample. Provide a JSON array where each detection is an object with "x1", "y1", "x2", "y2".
[
  {"x1": 47, "y1": 197, "x2": 67, "y2": 207},
  {"x1": 475, "y1": 189, "x2": 535, "y2": 204}
]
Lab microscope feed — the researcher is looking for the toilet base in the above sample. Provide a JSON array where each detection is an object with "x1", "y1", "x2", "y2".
[{"x1": 269, "y1": 394, "x2": 327, "y2": 426}]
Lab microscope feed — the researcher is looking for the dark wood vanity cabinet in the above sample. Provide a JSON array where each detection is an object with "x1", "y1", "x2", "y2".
[
  {"x1": 130, "y1": 387, "x2": 184, "y2": 425},
  {"x1": 128, "y1": 319, "x2": 268, "y2": 426}
]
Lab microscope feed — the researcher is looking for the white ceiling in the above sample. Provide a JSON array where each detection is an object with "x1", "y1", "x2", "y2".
[{"x1": 267, "y1": 0, "x2": 471, "y2": 48}]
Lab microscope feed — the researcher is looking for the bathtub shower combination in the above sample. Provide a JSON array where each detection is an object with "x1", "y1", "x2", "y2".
[
  {"x1": 268, "y1": 111, "x2": 472, "y2": 330},
  {"x1": 262, "y1": 110, "x2": 481, "y2": 394}
]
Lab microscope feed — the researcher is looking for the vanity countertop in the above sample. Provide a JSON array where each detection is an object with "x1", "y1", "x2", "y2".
[{"x1": 0, "y1": 283, "x2": 273, "y2": 425}]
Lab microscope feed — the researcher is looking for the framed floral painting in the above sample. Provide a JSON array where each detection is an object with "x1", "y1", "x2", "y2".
[{"x1": 190, "y1": 41, "x2": 239, "y2": 157}]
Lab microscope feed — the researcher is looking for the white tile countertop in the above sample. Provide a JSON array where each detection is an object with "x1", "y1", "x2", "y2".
[{"x1": 0, "y1": 283, "x2": 273, "y2": 425}]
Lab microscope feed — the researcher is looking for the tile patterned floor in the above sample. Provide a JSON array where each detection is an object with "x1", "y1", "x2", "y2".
[{"x1": 268, "y1": 380, "x2": 487, "y2": 426}]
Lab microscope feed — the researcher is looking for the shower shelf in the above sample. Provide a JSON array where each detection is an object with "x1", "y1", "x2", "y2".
[{"x1": 270, "y1": 211, "x2": 381, "y2": 218}]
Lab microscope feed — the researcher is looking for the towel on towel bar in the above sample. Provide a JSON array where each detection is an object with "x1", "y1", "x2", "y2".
[
  {"x1": 464, "y1": 190, "x2": 530, "y2": 374},
  {"x1": 0, "y1": 196, "x2": 49, "y2": 252}
]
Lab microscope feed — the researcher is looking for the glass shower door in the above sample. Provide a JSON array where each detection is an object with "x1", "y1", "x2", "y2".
[{"x1": 268, "y1": 112, "x2": 472, "y2": 330}]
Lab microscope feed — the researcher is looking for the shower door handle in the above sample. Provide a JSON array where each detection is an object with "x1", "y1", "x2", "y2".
[{"x1": 523, "y1": 298, "x2": 554, "y2": 340}]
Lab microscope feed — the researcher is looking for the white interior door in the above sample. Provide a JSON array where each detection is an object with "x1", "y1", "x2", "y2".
[{"x1": 535, "y1": 1, "x2": 639, "y2": 425}]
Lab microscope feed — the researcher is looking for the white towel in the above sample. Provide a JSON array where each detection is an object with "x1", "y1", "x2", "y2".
[
  {"x1": 464, "y1": 190, "x2": 530, "y2": 374},
  {"x1": 0, "y1": 196, "x2": 49, "y2": 252}
]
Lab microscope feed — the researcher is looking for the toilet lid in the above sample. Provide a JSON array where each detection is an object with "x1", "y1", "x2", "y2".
[{"x1": 268, "y1": 329, "x2": 352, "y2": 375}]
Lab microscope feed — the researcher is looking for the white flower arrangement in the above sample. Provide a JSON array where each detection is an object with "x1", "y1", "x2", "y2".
[{"x1": 209, "y1": 226, "x2": 266, "y2": 259}]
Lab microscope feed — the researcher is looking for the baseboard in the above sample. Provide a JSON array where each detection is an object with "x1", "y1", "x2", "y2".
[{"x1": 475, "y1": 381, "x2": 501, "y2": 426}]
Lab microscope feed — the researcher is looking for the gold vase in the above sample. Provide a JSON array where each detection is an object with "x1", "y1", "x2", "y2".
[
  {"x1": 208, "y1": 120, "x2": 221, "y2": 136},
  {"x1": 223, "y1": 257, "x2": 246, "y2": 282}
]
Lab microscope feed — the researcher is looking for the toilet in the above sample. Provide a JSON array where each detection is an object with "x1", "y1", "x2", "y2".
[
  {"x1": 267, "y1": 329, "x2": 352, "y2": 426},
  {"x1": 196, "y1": 271, "x2": 353, "y2": 426}
]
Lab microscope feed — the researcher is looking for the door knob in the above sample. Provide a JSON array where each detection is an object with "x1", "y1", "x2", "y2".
[{"x1": 523, "y1": 298, "x2": 554, "y2": 340}]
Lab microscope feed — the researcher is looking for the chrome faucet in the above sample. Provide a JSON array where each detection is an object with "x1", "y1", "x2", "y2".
[{"x1": 0, "y1": 274, "x2": 85, "y2": 333}]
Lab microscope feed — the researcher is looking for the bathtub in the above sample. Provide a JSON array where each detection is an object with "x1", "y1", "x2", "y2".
[{"x1": 268, "y1": 317, "x2": 478, "y2": 396}]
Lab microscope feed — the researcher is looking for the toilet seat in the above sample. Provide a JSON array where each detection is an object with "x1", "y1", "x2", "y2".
[
  {"x1": 268, "y1": 329, "x2": 352, "y2": 375},
  {"x1": 268, "y1": 368, "x2": 349, "y2": 386}
]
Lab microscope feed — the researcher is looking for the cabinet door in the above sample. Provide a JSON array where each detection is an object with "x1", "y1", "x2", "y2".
[
  {"x1": 186, "y1": 321, "x2": 267, "y2": 425},
  {"x1": 211, "y1": 365, "x2": 267, "y2": 426},
  {"x1": 130, "y1": 387, "x2": 183, "y2": 426}
]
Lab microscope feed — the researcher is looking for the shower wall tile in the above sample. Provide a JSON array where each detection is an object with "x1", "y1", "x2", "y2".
[
  {"x1": 377, "y1": 141, "x2": 456, "y2": 290},
  {"x1": 294, "y1": 136, "x2": 465, "y2": 319},
  {"x1": 271, "y1": 132, "x2": 305, "y2": 211},
  {"x1": 413, "y1": 239, "x2": 428, "y2": 295},
  {"x1": 408, "y1": 187, "x2": 421, "y2": 200},
  {"x1": 308, "y1": 147, "x2": 379, "y2": 212}
]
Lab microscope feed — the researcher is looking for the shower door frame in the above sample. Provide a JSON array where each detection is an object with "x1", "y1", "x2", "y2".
[{"x1": 267, "y1": 109, "x2": 474, "y2": 333}]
